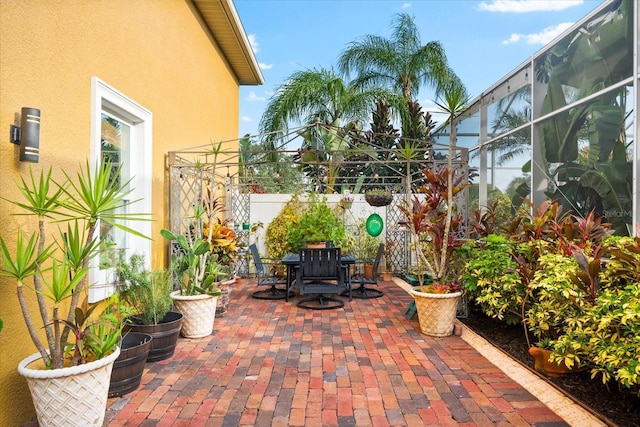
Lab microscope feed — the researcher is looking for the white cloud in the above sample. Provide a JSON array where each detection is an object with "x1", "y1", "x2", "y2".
[
  {"x1": 478, "y1": 0, "x2": 583, "y2": 13},
  {"x1": 247, "y1": 34, "x2": 259, "y2": 53},
  {"x1": 247, "y1": 91, "x2": 266, "y2": 102},
  {"x1": 259, "y1": 62, "x2": 273, "y2": 70},
  {"x1": 241, "y1": 115, "x2": 252, "y2": 122},
  {"x1": 502, "y1": 22, "x2": 573, "y2": 45},
  {"x1": 401, "y1": 3, "x2": 411, "y2": 9}
]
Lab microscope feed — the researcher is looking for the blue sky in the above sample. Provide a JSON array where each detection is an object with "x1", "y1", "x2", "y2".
[{"x1": 234, "y1": 0, "x2": 603, "y2": 138}]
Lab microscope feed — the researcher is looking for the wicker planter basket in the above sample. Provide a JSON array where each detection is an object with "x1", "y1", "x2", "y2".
[
  {"x1": 18, "y1": 347, "x2": 120, "y2": 427},
  {"x1": 171, "y1": 291, "x2": 218, "y2": 338},
  {"x1": 365, "y1": 192, "x2": 393, "y2": 207},
  {"x1": 410, "y1": 289, "x2": 462, "y2": 337}
]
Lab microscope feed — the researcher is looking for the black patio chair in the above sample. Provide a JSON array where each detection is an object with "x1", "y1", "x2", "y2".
[
  {"x1": 347, "y1": 243, "x2": 384, "y2": 299},
  {"x1": 249, "y1": 244, "x2": 288, "y2": 300},
  {"x1": 296, "y1": 248, "x2": 347, "y2": 310}
]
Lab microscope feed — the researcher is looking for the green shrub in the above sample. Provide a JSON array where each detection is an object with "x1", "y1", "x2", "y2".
[
  {"x1": 118, "y1": 254, "x2": 173, "y2": 325},
  {"x1": 287, "y1": 194, "x2": 345, "y2": 250},
  {"x1": 265, "y1": 194, "x2": 302, "y2": 260},
  {"x1": 460, "y1": 234, "x2": 524, "y2": 324}
]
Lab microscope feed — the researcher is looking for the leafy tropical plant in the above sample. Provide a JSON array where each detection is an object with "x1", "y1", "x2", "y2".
[
  {"x1": 0, "y1": 160, "x2": 149, "y2": 369},
  {"x1": 258, "y1": 67, "x2": 397, "y2": 149},
  {"x1": 265, "y1": 194, "x2": 303, "y2": 262},
  {"x1": 460, "y1": 234, "x2": 524, "y2": 325},
  {"x1": 338, "y1": 13, "x2": 457, "y2": 102},
  {"x1": 348, "y1": 218, "x2": 381, "y2": 262},
  {"x1": 287, "y1": 195, "x2": 345, "y2": 250},
  {"x1": 533, "y1": 0, "x2": 633, "y2": 234},
  {"x1": 398, "y1": 79, "x2": 470, "y2": 292},
  {"x1": 160, "y1": 229, "x2": 223, "y2": 297},
  {"x1": 398, "y1": 167, "x2": 469, "y2": 290}
]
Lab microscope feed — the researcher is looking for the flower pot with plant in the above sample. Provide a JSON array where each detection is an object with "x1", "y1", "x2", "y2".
[
  {"x1": 381, "y1": 241, "x2": 396, "y2": 280},
  {"x1": 398, "y1": 166, "x2": 470, "y2": 337},
  {"x1": 398, "y1": 82, "x2": 471, "y2": 337},
  {"x1": 103, "y1": 295, "x2": 152, "y2": 398},
  {"x1": 0, "y1": 160, "x2": 149, "y2": 426},
  {"x1": 118, "y1": 254, "x2": 183, "y2": 361},
  {"x1": 365, "y1": 188, "x2": 393, "y2": 207},
  {"x1": 287, "y1": 194, "x2": 345, "y2": 251},
  {"x1": 161, "y1": 229, "x2": 223, "y2": 339},
  {"x1": 350, "y1": 218, "x2": 382, "y2": 278}
]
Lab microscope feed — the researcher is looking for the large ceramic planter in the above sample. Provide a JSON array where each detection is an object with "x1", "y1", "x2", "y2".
[
  {"x1": 124, "y1": 311, "x2": 183, "y2": 361},
  {"x1": 171, "y1": 291, "x2": 218, "y2": 338},
  {"x1": 109, "y1": 333, "x2": 152, "y2": 397},
  {"x1": 410, "y1": 289, "x2": 462, "y2": 337},
  {"x1": 216, "y1": 279, "x2": 235, "y2": 317},
  {"x1": 18, "y1": 347, "x2": 120, "y2": 427}
]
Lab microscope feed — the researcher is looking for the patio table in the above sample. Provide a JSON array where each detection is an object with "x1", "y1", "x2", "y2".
[{"x1": 281, "y1": 252, "x2": 355, "y2": 302}]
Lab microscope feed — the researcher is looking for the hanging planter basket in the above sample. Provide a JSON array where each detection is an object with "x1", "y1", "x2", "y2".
[{"x1": 365, "y1": 192, "x2": 393, "y2": 207}]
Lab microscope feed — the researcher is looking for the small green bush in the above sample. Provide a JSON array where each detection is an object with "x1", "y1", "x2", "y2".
[
  {"x1": 118, "y1": 254, "x2": 173, "y2": 325},
  {"x1": 460, "y1": 234, "x2": 524, "y2": 324}
]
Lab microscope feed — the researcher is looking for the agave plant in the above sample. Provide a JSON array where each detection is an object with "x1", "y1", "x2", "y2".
[{"x1": 0, "y1": 160, "x2": 150, "y2": 369}]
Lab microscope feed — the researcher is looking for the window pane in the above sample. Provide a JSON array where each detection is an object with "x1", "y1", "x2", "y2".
[
  {"x1": 534, "y1": 0, "x2": 632, "y2": 118},
  {"x1": 100, "y1": 113, "x2": 131, "y2": 268}
]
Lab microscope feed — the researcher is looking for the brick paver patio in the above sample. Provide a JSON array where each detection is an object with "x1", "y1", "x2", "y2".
[{"x1": 103, "y1": 278, "x2": 572, "y2": 426}]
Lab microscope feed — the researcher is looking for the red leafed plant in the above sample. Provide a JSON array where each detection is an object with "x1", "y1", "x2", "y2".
[{"x1": 398, "y1": 167, "x2": 470, "y2": 292}]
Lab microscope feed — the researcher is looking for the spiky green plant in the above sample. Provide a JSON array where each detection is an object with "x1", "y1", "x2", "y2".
[{"x1": 0, "y1": 160, "x2": 150, "y2": 369}]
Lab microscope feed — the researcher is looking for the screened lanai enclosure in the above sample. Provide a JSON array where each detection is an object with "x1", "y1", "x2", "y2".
[
  {"x1": 167, "y1": 122, "x2": 469, "y2": 277},
  {"x1": 167, "y1": 0, "x2": 638, "y2": 283},
  {"x1": 451, "y1": 0, "x2": 638, "y2": 236}
]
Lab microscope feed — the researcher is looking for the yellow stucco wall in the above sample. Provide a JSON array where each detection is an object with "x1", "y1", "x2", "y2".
[{"x1": 0, "y1": 0, "x2": 244, "y2": 424}]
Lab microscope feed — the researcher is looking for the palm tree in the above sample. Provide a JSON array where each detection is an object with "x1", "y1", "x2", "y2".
[
  {"x1": 338, "y1": 13, "x2": 458, "y2": 101},
  {"x1": 258, "y1": 67, "x2": 398, "y2": 146}
]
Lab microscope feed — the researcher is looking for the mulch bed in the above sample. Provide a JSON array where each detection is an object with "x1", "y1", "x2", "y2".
[{"x1": 460, "y1": 307, "x2": 640, "y2": 427}]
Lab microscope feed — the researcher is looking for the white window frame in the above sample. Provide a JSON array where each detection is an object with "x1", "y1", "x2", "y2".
[{"x1": 89, "y1": 77, "x2": 153, "y2": 302}]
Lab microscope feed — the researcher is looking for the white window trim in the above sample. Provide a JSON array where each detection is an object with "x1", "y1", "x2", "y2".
[{"x1": 89, "y1": 77, "x2": 153, "y2": 302}]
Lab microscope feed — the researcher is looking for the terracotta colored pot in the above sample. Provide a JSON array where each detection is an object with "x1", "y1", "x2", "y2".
[
  {"x1": 528, "y1": 346, "x2": 583, "y2": 378},
  {"x1": 363, "y1": 263, "x2": 375, "y2": 279}
]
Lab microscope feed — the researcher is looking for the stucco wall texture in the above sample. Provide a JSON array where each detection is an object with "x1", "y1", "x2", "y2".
[{"x1": 0, "y1": 0, "x2": 242, "y2": 424}]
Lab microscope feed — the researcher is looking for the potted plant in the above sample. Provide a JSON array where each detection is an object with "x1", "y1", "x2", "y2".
[
  {"x1": 102, "y1": 294, "x2": 152, "y2": 398},
  {"x1": 161, "y1": 229, "x2": 222, "y2": 339},
  {"x1": 0, "y1": 160, "x2": 149, "y2": 426},
  {"x1": 398, "y1": 167, "x2": 468, "y2": 337},
  {"x1": 381, "y1": 241, "x2": 396, "y2": 281},
  {"x1": 351, "y1": 218, "x2": 382, "y2": 278},
  {"x1": 118, "y1": 254, "x2": 183, "y2": 361},
  {"x1": 364, "y1": 188, "x2": 393, "y2": 207},
  {"x1": 205, "y1": 219, "x2": 240, "y2": 316},
  {"x1": 287, "y1": 194, "x2": 345, "y2": 250},
  {"x1": 397, "y1": 81, "x2": 471, "y2": 337},
  {"x1": 341, "y1": 190, "x2": 354, "y2": 209}
]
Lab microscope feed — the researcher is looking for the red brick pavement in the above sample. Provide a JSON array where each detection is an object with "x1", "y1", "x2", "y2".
[{"x1": 103, "y1": 279, "x2": 568, "y2": 427}]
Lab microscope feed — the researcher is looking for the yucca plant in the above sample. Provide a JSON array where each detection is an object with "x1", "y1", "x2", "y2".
[{"x1": 0, "y1": 160, "x2": 150, "y2": 369}]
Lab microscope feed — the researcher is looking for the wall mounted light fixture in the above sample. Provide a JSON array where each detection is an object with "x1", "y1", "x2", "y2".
[{"x1": 10, "y1": 107, "x2": 40, "y2": 163}]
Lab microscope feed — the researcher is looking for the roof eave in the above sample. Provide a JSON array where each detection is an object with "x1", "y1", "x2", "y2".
[{"x1": 192, "y1": 0, "x2": 264, "y2": 86}]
